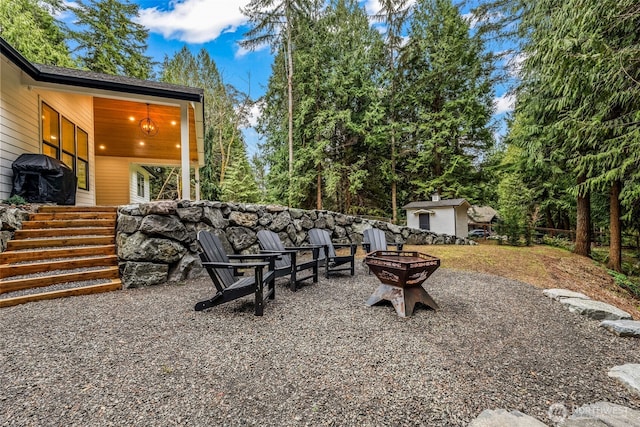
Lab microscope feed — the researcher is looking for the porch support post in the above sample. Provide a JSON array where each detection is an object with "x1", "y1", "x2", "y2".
[{"x1": 180, "y1": 102, "x2": 190, "y2": 200}]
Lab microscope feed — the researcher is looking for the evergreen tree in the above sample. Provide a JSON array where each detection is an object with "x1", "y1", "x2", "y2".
[
  {"x1": 257, "y1": 48, "x2": 290, "y2": 204},
  {"x1": 315, "y1": 0, "x2": 385, "y2": 213},
  {"x1": 251, "y1": 153, "x2": 268, "y2": 203},
  {"x1": 0, "y1": 0, "x2": 75, "y2": 67},
  {"x1": 161, "y1": 47, "x2": 259, "y2": 203},
  {"x1": 497, "y1": 163, "x2": 533, "y2": 245},
  {"x1": 374, "y1": 0, "x2": 413, "y2": 223},
  {"x1": 241, "y1": 0, "x2": 317, "y2": 206},
  {"x1": 69, "y1": 0, "x2": 152, "y2": 78},
  {"x1": 259, "y1": 0, "x2": 385, "y2": 212},
  {"x1": 478, "y1": 0, "x2": 640, "y2": 264},
  {"x1": 221, "y1": 141, "x2": 261, "y2": 203},
  {"x1": 506, "y1": 110, "x2": 575, "y2": 232},
  {"x1": 563, "y1": 0, "x2": 640, "y2": 269},
  {"x1": 399, "y1": 0, "x2": 494, "y2": 202}
]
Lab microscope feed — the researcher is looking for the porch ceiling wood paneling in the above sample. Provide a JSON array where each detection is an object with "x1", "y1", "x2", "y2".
[{"x1": 93, "y1": 98, "x2": 198, "y2": 162}]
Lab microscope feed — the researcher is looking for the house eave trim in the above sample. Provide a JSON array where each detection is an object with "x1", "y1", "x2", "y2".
[{"x1": 1, "y1": 37, "x2": 203, "y2": 103}]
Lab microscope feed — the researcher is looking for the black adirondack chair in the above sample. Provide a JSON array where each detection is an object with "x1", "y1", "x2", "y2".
[
  {"x1": 195, "y1": 230, "x2": 277, "y2": 316},
  {"x1": 308, "y1": 228, "x2": 357, "y2": 278},
  {"x1": 362, "y1": 228, "x2": 404, "y2": 253},
  {"x1": 256, "y1": 230, "x2": 320, "y2": 291}
]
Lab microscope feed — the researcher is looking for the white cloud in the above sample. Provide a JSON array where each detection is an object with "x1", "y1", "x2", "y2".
[
  {"x1": 245, "y1": 101, "x2": 263, "y2": 128},
  {"x1": 136, "y1": 0, "x2": 251, "y2": 44},
  {"x1": 494, "y1": 93, "x2": 515, "y2": 115},
  {"x1": 364, "y1": 0, "x2": 383, "y2": 16},
  {"x1": 234, "y1": 44, "x2": 253, "y2": 59},
  {"x1": 234, "y1": 41, "x2": 270, "y2": 59}
]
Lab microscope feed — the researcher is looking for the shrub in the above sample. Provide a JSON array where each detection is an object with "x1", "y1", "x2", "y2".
[
  {"x1": 4, "y1": 195, "x2": 27, "y2": 206},
  {"x1": 608, "y1": 270, "x2": 640, "y2": 300}
]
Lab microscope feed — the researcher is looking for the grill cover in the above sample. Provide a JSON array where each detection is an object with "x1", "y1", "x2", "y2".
[{"x1": 11, "y1": 154, "x2": 77, "y2": 205}]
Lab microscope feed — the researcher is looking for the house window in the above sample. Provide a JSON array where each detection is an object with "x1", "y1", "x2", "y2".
[
  {"x1": 77, "y1": 128, "x2": 89, "y2": 190},
  {"x1": 42, "y1": 103, "x2": 59, "y2": 158},
  {"x1": 137, "y1": 172, "x2": 145, "y2": 197},
  {"x1": 61, "y1": 117, "x2": 75, "y2": 170},
  {"x1": 41, "y1": 102, "x2": 90, "y2": 190},
  {"x1": 419, "y1": 213, "x2": 430, "y2": 230}
]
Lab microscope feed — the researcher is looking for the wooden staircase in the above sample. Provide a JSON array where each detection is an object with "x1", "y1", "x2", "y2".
[{"x1": 0, "y1": 205, "x2": 121, "y2": 308}]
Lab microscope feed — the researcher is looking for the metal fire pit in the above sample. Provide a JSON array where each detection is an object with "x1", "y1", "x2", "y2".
[{"x1": 365, "y1": 250, "x2": 441, "y2": 317}]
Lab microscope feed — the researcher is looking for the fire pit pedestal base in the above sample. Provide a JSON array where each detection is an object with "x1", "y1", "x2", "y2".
[
  {"x1": 366, "y1": 284, "x2": 439, "y2": 318},
  {"x1": 364, "y1": 250, "x2": 441, "y2": 317}
]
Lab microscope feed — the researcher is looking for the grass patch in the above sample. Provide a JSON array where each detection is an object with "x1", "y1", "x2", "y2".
[{"x1": 353, "y1": 241, "x2": 640, "y2": 319}]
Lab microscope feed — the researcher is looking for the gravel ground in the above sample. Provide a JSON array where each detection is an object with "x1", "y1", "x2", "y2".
[{"x1": 1, "y1": 263, "x2": 639, "y2": 426}]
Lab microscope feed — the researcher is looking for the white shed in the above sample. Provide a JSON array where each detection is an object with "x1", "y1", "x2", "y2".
[{"x1": 403, "y1": 195, "x2": 471, "y2": 238}]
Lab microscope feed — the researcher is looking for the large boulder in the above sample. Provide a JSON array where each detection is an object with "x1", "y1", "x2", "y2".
[
  {"x1": 139, "y1": 200, "x2": 177, "y2": 215},
  {"x1": 270, "y1": 211, "x2": 292, "y2": 232},
  {"x1": 468, "y1": 409, "x2": 548, "y2": 427},
  {"x1": 0, "y1": 207, "x2": 28, "y2": 231},
  {"x1": 117, "y1": 232, "x2": 186, "y2": 263},
  {"x1": 289, "y1": 208, "x2": 304, "y2": 219},
  {"x1": 543, "y1": 288, "x2": 590, "y2": 301},
  {"x1": 0, "y1": 230, "x2": 12, "y2": 252},
  {"x1": 566, "y1": 401, "x2": 640, "y2": 426},
  {"x1": 167, "y1": 252, "x2": 206, "y2": 282},
  {"x1": 117, "y1": 214, "x2": 142, "y2": 234},
  {"x1": 599, "y1": 320, "x2": 640, "y2": 337},
  {"x1": 226, "y1": 227, "x2": 257, "y2": 251},
  {"x1": 176, "y1": 206, "x2": 203, "y2": 223},
  {"x1": 259, "y1": 212, "x2": 273, "y2": 226},
  {"x1": 266, "y1": 204, "x2": 287, "y2": 213},
  {"x1": 558, "y1": 298, "x2": 632, "y2": 320},
  {"x1": 202, "y1": 207, "x2": 228, "y2": 229},
  {"x1": 139, "y1": 214, "x2": 190, "y2": 242},
  {"x1": 608, "y1": 364, "x2": 640, "y2": 396},
  {"x1": 229, "y1": 211, "x2": 259, "y2": 227},
  {"x1": 314, "y1": 216, "x2": 327, "y2": 229},
  {"x1": 333, "y1": 225, "x2": 347, "y2": 239},
  {"x1": 120, "y1": 261, "x2": 169, "y2": 288}
]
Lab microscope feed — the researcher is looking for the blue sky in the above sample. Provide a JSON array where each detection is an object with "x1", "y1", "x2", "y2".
[{"x1": 66, "y1": 0, "x2": 515, "y2": 154}]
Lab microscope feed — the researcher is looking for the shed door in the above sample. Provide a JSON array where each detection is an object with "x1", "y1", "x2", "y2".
[{"x1": 419, "y1": 213, "x2": 430, "y2": 230}]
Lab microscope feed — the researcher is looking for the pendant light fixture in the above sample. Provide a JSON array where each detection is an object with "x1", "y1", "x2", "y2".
[{"x1": 139, "y1": 103, "x2": 158, "y2": 137}]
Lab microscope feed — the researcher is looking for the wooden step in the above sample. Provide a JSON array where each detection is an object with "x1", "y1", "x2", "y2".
[
  {"x1": 0, "y1": 266, "x2": 120, "y2": 294},
  {"x1": 14, "y1": 227, "x2": 115, "y2": 239},
  {"x1": 20, "y1": 219, "x2": 116, "y2": 229},
  {"x1": 0, "y1": 255, "x2": 117, "y2": 279},
  {"x1": 6, "y1": 236, "x2": 115, "y2": 251},
  {"x1": 28, "y1": 212, "x2": 116, "y2": 221},
  {"x1": 0, "y1": 245, "x2": 116, "y2": 264},
  {"x1": 37, "y1": 206, "x2": 117, "y2": 213},
  {"x1": 0, "y1": 280, "x2": 122, "y2": 308}
]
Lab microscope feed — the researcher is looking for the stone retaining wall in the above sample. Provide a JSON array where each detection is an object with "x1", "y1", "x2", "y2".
[
  {"x1": 117, "y1": 200, "x2": 470, "y2": 288},
  {"x1": 0, "y1": 206, "x2": 29, "y2": 251}
]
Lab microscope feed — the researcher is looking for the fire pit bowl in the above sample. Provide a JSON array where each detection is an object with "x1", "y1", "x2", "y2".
[{"x1": 365, "y1": 251, "x2": 441, "y2": 317}]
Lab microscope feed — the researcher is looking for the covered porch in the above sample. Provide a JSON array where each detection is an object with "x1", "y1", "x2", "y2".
[{"x1": 92, "y1": 97, "x2": 204, "y2": 206}]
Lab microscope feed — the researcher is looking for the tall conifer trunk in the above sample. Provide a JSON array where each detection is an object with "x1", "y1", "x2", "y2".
[
  {"x1": 316, "y1": 164, "x2": 322, "y2": 210},
  {"x1": 574, "y1": 175, "x2": 591, "y2": 257},
  {"x1": 286, "y1": 7, "x2": 294, "y2": 208},
  {"x1": 607, "y1": 180, "x2": 622, "y2": 271},
  {"x1": 391, "y1": 132, "x2": 397, "y2": 223}
]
